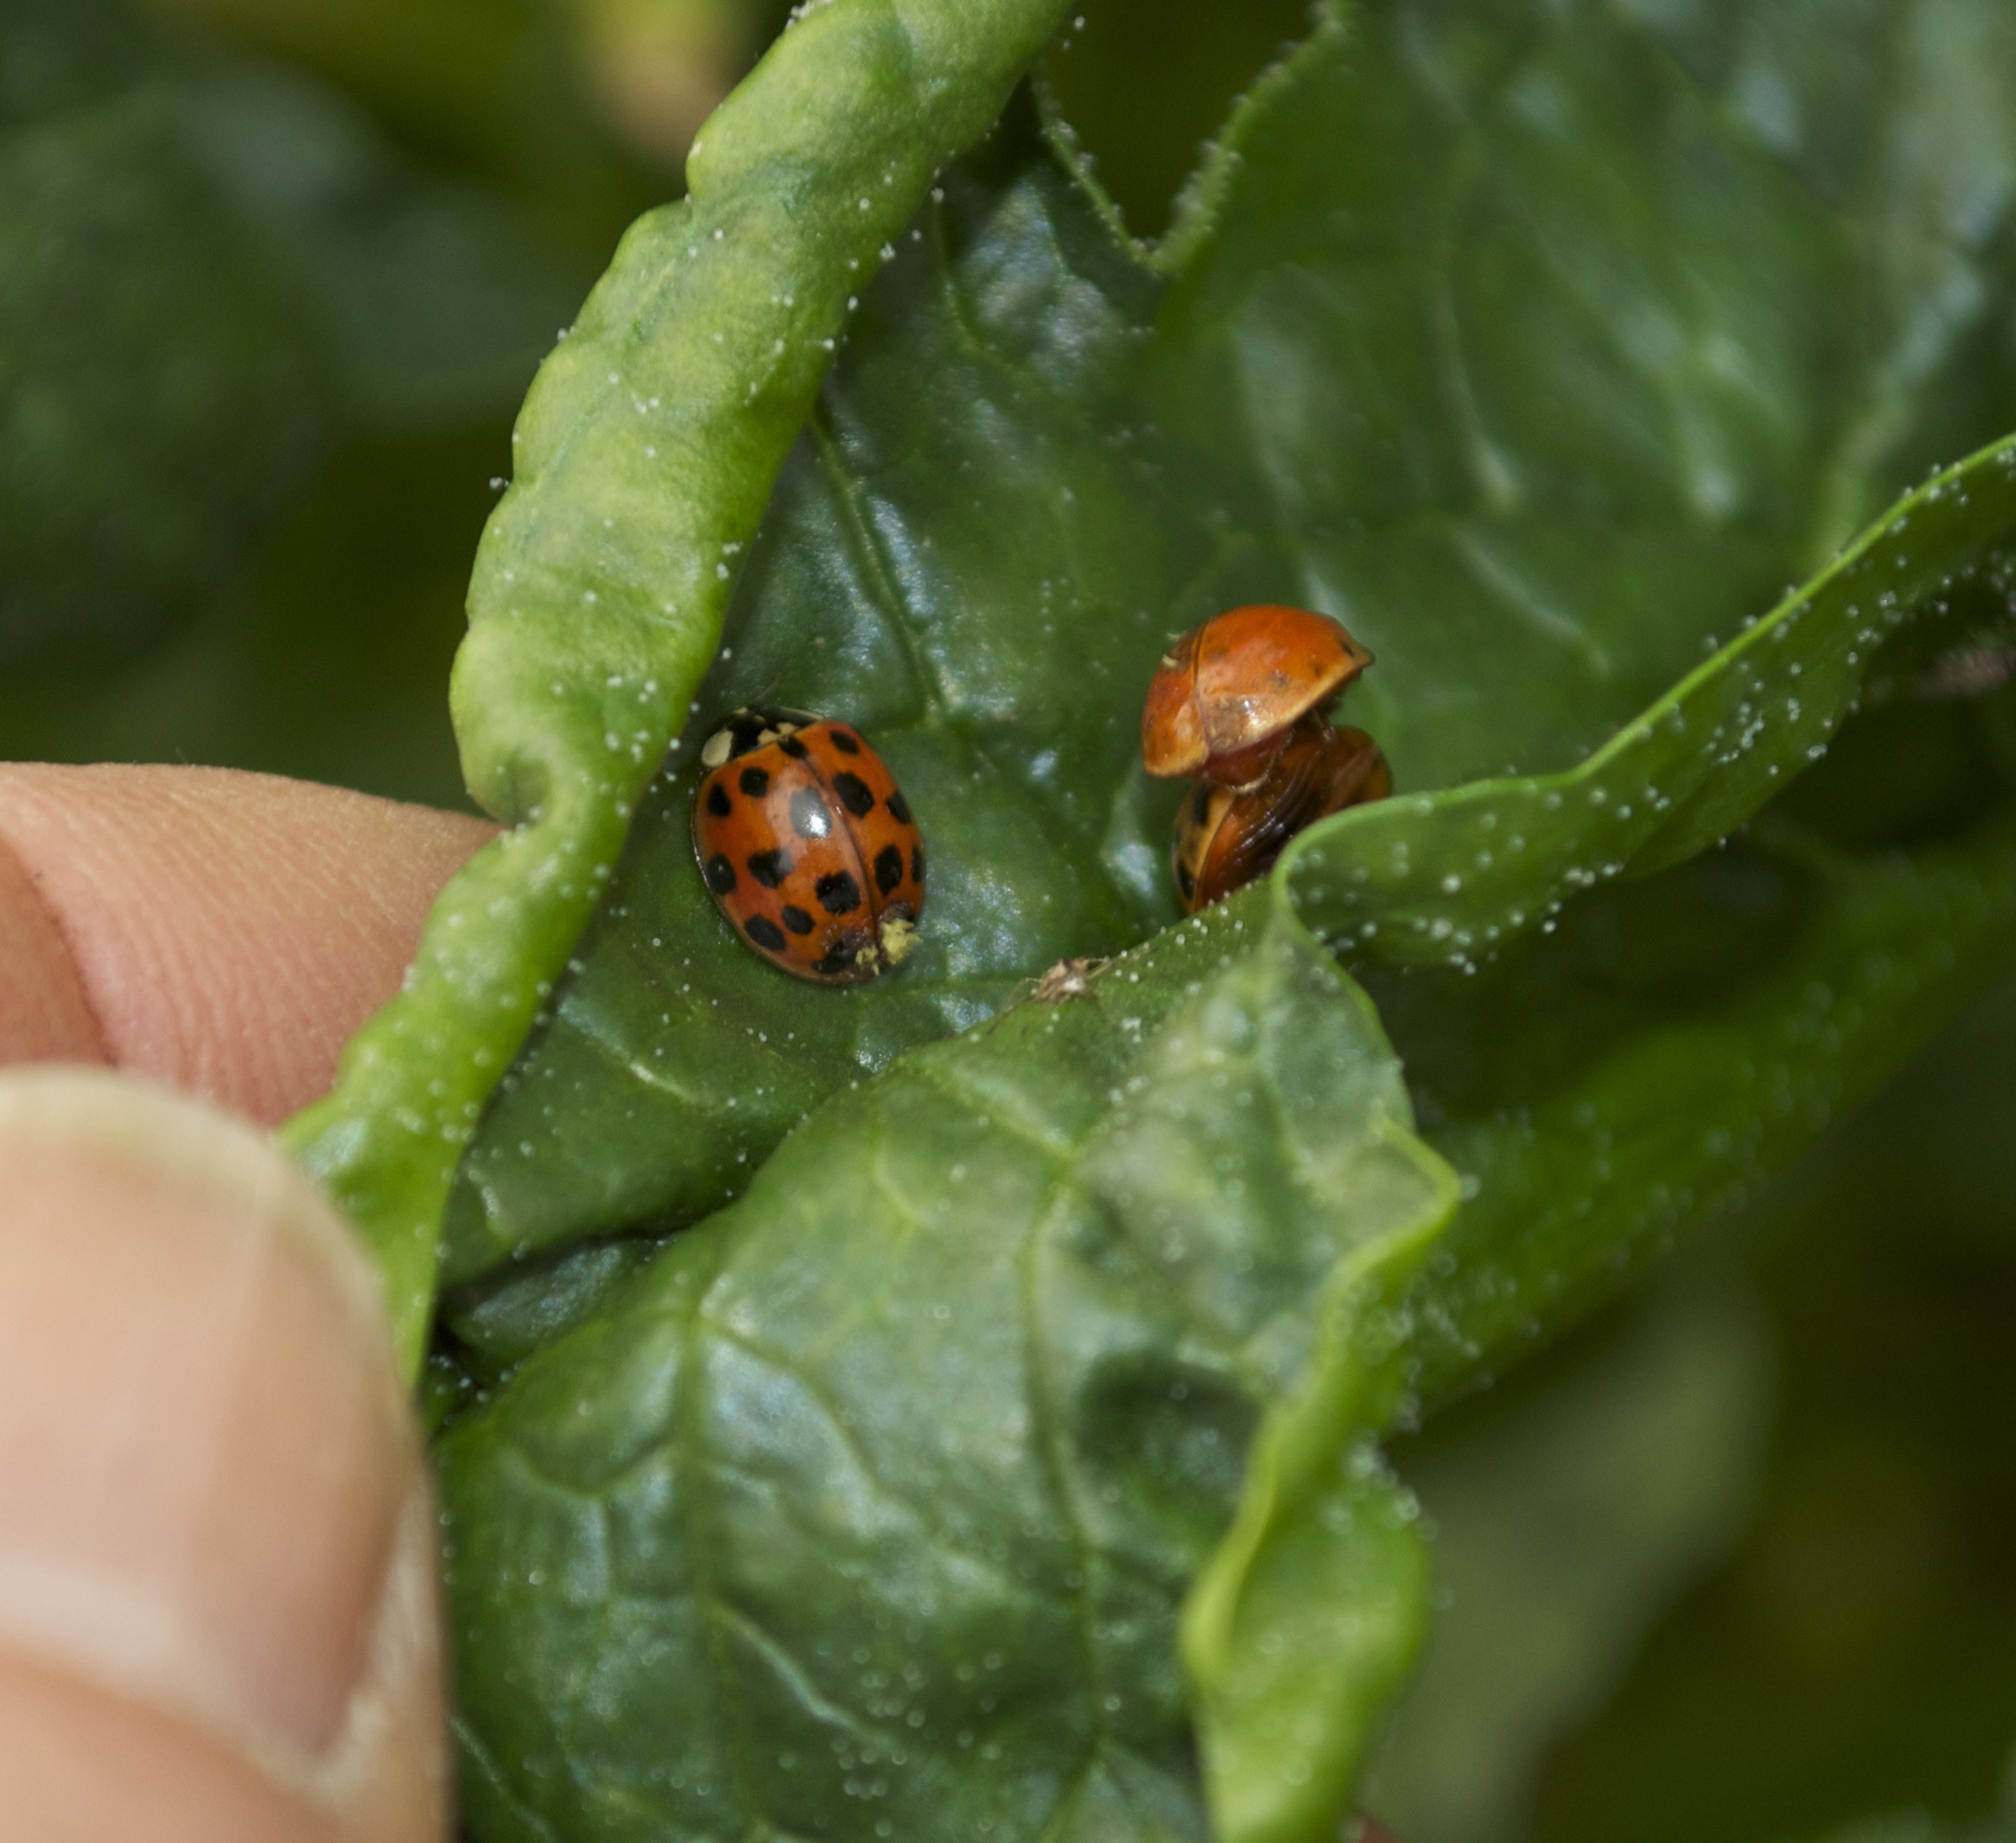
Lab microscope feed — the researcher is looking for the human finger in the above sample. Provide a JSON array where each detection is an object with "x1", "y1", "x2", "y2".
[
  {"x1": 0, "y1": 764, "x2": 492, "y2": 1123},
  {"x1": 0, "y1": 1068, "x2": 445, "y2": 1839}
]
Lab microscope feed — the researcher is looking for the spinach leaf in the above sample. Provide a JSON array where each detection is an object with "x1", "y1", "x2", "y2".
[
  {"x1": 441, "y1": 0, "x2": 2016, "y2": 1291},
  {"x1": 442, "y1": 890, "x2": 1457, "y2": 1843},
  {"x1": 439, "y1": 141, "x2": 1189, "y2": 1284},
  {"x1": 440, "y1": 575, "x2": 2016, "y2": 1843},
  {"x1": 1383, "y1": 790, "x2": 2016, "y2": 1397},
  {"x1": 284, "y1": 0, "x2": 1082, "y2": 1373},
  {"x1": 269, "y1": 0, "x2": 2016, "y2": 1835},
  {"x1": 425, "y1": 5, "x2": 2016, "y2": 1835},
  {"x1": 1197, "y1": 463, "x2": 2016, "y2": 1841}
]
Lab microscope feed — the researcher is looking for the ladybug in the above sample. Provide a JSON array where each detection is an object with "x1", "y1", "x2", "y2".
[
  {"x1": 1142, "y1": 604, "x2": 1374, "y2": 788},
  {"x1": 691, "y1": 705, "x2": 924, "y2": 985},
  {"x1": 1173, "y1": 715, "x2": 1390, "y2": 913}
]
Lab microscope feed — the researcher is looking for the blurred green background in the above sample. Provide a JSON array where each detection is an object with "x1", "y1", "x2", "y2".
[
  {"x1": 0, "y1": 0, "x2": 783, "y2": 806},
  {"x1": 6, "y1": 1, "x2": 2013, "y2": 1838}
]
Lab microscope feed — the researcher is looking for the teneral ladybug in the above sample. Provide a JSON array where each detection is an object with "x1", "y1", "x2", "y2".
[
  {"x1": 1142, "y1": 604, "x2": 1374, "y2": 787},
  {"x1": 691, "y1": 705, "x2": 924, "y2": 985},
  {"x1": 1173, "y1": 716, "x2": 1390, "y2": 913}
]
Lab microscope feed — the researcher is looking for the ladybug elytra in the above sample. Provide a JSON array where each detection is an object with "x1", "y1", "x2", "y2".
[
  {"x1": 1172, "y1": 716, "x2": 1390, "y2": 913},
  {"x1": 1142, "y1": 604, "x2": 1374, "y2": 788},
  {"x1": 691, "y1": 705, "x2": 924, "y2": 985}
]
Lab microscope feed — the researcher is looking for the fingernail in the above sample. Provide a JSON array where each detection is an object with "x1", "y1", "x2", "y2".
[{"x1": 0, "y1": 1068, "x2": 417, "y2": 1778}]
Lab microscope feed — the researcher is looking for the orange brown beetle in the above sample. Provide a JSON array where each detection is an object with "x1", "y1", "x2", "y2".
[
  {"x1": 1142, "y1": 603, "x2": 1374, "y2": 788},
  {"x1": 1171, "y1": 715, "x2": 1390, "y2": 912},
  {"x1": 691, "y1": 706, "x2": 924, "y2": 984}
]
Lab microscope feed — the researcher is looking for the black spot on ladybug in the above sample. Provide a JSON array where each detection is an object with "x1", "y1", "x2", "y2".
[
  {"x1": 911, "y1": 843, "x2": 925, "y2": 884},
  {"x1": 779, "y1": 734, "x2": 809, "y2": 759},
  {"x1": 780, "y1": 903, "x2": 814, "y2": 935},
  {"x1": 874, "y1": 844, "x2": 904, "y2": 895},
  {"x1": 790, "y1": 789, "x2": 832, "y2": 839},
  {"x1": 744, "y1": 914, "x2": 787, "y2": 952},
  {"x1": 704, "y1": 854, "x2": 738, "y2": 895},
  {"x1": 814, "y1": 946, "x2": 853, "y2": 977},
  {"x1": 816, "y1": 869, "x2": 862, "y2": 915},
  {"x1": 748, "y1": 848, "x2": 791, "y2": 888},
  {"x1": 832, "y1": 772, "x2": 875, "y2": 817},
  {"x1": 738, "y1": 765, "x2": 769, "y2": 799},
  {"x1": 1192, "y1": 784, "x2": 1214, "y2": 822},
  {"x1": 885, "y1": 788, "x2": 912, "y2": 825},
  {"x1": 1176, "y1": 861, "x2": 1195, "y2": 900},
  {"x1": 706, "y1": 782, "x2": 732, "y2": 817},
  {"x1": 827, "y1": 728, "x2": 861, "y2": 754}
]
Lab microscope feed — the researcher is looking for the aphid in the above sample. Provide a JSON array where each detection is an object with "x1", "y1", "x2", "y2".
[
  {"x1": 691, "y1": 705, "x2": 924, "y2": 984},
  {"x1": 1029, "y1": 956, "x2": 1100, "y2": 1002},
  {"x1": 1142, "y1": 603, "x2": 1374, "y2": 787},
  {"x1": 1173, "y1": 716, "x2": 1390, "y2": 912}
]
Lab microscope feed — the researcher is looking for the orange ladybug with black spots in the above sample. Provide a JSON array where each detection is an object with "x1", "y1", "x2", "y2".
[{"x1": 691, "y1": 706, "x2": 925, "y2": 985}]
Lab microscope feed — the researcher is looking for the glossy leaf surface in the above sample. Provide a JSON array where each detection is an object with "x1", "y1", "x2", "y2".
[
  {"x1": 440, "y1": 147, "x2": 1190, "y2": 1283},
  {"x1": 444, "y1": 654, "x2": 2016, "y2": 1843},
  {"x1": 283, "y1": 0, "x2": 1080, "y2": 1372},
  {"x1": 388, "y1": 1, "x2": 2016, "y2": 1839},
  {"x1": 438, "y1": 427, "x2": 2016, "y2": 1843},
  {"x1": 444, "y1": 894, "x2": 1457, "y2": 1843},
  {"x1": 448, "y1": 0, "x2": 2016, "y2": 1279}
]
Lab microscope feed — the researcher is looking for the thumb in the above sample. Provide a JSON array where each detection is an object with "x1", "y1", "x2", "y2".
[{"x1": 0, "y1": 1067, "x2": 446, "y2": 1840}]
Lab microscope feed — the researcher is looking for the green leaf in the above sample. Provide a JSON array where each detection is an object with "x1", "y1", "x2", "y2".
[
  {"x1": 1207, "y1": 459, "x2": 2016, "y2": 1840},
  {"x1": 438, "y1": 140, "x2": 1187, "y2": 1283},
  {"x1": 440, "y1": 891, "x2": 1458, "y2": 1843},
  {"x1": 438, "y1": 594, "x2": 2016, "y2": 1843},
  {"x1": 442, "y1": 0, "x2": 2016, "y2": 1291},
  {"x1": 310, "y1": 0, "x2": 2016, "y2": 1835},
  {"x1": 283, "y1": 0, "x2": 1080, "y2": 1375},
  {"x1": 1387, "y1": 793, "x2": 2016, "y2": 1396}
]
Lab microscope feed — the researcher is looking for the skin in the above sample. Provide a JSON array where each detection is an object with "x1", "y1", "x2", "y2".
[
  {"x1": 0, "y1": 764, "x2": 489, "y2": 1839},
  {"x1": 0, "y1": 760, "x2": 1407, "y2": 1841}
]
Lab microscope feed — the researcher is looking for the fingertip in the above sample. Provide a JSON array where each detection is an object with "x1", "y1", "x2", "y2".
[
  {"x1": 0, "y1": 816, "x2": 105, "y2": 1067},
  {"x1": 0, "y1": 764, "x2": 492, "y2": 1121},
  {"x1": 0, "y1": 1068, "x2": 447, "y2": 1837}
]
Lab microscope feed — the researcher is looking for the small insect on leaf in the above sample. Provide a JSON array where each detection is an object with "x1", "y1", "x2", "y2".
[
  {"x1": 1142, "y1": 604, "x2": 1376, "y2": 786},
  {"x1": 1029, "y1": 955, "x2": 1102, "y2": 1001},
  {"x1": 690, "y1": 705, "x2": 925, "y2": 984},
  {"x1": 1174, "y1": 717, "x2": 1390, "y2": 912}
]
